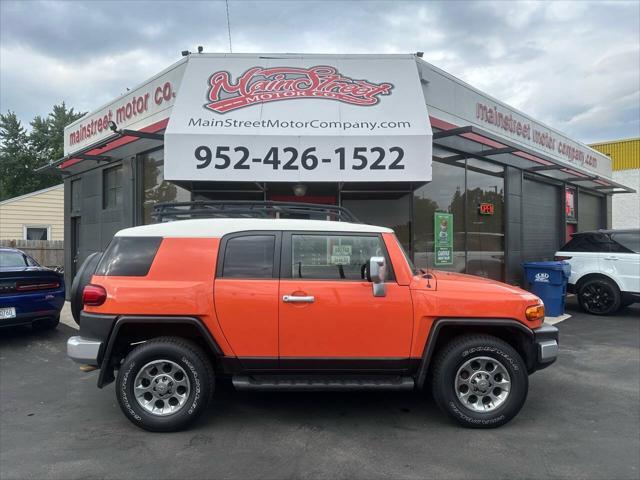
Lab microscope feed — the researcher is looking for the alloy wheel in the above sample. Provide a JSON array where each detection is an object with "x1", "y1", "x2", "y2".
[
  {"x1": 455, "y1": 356, "x2": 511, "y2": 412},
  {"x1": 133, "y1": 359, "x2": 191, "y2": 416}
]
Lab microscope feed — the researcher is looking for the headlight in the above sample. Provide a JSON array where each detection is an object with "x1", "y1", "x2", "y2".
[{"x1": 525, "y1": 304, "x2": 545, "y2": 322}]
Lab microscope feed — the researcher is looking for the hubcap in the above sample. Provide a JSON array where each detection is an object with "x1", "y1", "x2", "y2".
[
  {"x1": 455, "y1": 356, "x2": 511, "y2": 412},
  {"x1": 133, "y1": 360, "x2": 191, "y2": 416}
]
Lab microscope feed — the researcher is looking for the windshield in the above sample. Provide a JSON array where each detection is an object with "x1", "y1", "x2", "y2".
[
  {"x1": 0, "y1": 251, "x2": 29, "y2": 268},
  {"x1": 396, "y1": 237, "x2": 418, "y2": 274}
]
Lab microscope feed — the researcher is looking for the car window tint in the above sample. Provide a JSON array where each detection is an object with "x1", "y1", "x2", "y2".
[
  {"x1": 0, "y1": 251, "x2": 28, "y2": 267},
  {"x1": 95, "y1": 237, "x2": 162, "y2": 276},
  {"x1": 291, "y1": 234, "x2": 385, "y2": 280},
  {"x1": 222, "y1": 235, "x2": 275, "y2": 278},
  {"x1": 611, "y1": 232, "x2": 640, "y2": 254},
  {"x1": 559, "y1": 234, "x2": 610, "y2": 253}
]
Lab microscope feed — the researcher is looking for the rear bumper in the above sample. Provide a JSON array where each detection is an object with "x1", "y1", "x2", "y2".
[
  {"x1": 67, "y1": 336, "x2": 102, "y2": 365},
  {"x1": 0, "y1": 290, "x2": 65, "y2": 327},
  {"x1": 532, "y1": 323, "x2": 559, "y2": 370},
  {"x1": 66, "y1": 311, "x2": 117, "y2": 366}
]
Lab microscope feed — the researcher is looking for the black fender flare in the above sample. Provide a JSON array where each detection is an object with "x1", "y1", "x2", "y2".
[
  {"x1": 97, "y1": 315, "x2": 224, "y2": 388},
  {"x1": 414, "y1": 318, "x2": 535, "y2": 390}
]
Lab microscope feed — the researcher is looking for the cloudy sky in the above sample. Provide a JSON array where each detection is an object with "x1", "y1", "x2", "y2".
[{"x1": 1, "y1": 0, "x2": 638, "y2": 143}]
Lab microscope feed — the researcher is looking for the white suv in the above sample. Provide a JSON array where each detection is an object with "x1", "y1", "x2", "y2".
[{"x1": 555, "y1": 229, "x2": 639, "y2": 315}]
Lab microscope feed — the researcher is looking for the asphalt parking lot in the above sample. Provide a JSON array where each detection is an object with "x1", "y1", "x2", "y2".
[{"x1": 1, "y1": 298, "x2": 639, "y2": 480}]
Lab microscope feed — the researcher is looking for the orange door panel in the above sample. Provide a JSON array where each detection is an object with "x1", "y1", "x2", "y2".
[
  {"x1": 278, "y1": 280, "x2": 413, "y2": 358},
  {"x1": 214, "y1": 279, "x2": 279, "y2": 357}
]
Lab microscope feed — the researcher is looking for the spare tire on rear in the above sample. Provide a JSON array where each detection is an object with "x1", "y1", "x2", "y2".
[{"x1": 70, "y1": 252, "x2": 102, "y2": 326}]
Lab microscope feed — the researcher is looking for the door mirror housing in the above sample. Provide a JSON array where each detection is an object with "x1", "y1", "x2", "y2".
[{"x1": 369, "y1": 256, "x2": 387, "y2": 297}]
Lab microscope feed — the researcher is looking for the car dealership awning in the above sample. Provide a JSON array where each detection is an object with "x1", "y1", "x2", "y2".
[{"x1": 430, "y1": 122, "x2": 635, "y2": 194}]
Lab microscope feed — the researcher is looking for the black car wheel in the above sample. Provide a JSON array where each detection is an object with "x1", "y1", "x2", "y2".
[
  {"x1": 431, "y1": 334, "x2": 528, "y2": 428},
  {"x1": 70, "y1": 252, "x2": 102, "y2": 325},
  {"x1": 116, "y1": 336, "x2": 214, "y2": 432},
  {"x1": 578, "y1": 277, "x2": 621, "y2": 315}
]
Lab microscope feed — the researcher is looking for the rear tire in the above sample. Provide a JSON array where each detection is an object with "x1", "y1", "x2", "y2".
[
  {"x1": 431, "y1": 334, "x2": 528, "y2": 428},
  {"x1": 116, "y1": 336, "x2": 214, "y2": 432},
  {"x1": 578, "y1": 277, "x2": 621, "y2": 315}
]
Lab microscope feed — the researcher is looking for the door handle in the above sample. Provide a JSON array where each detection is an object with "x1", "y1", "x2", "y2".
[
  {"x1": 604, "y1": 257, "x2": 619, "y2": 261},
  {"x1": 282, "y1": 295, "x2": 315, "y2": 303}
]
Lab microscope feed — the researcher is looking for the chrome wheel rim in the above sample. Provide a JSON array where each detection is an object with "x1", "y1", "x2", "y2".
[
  {"x1": 581, "y1": 283, "x2": 614, "y2": 313},
  {"x1": 455, "y1": 356, "x2": 511, "y2": 412},
  {"x1": 133, "y1": 359, "x2": 191, "y2": 416}
]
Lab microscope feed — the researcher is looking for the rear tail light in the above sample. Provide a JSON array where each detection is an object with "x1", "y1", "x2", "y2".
[
  {"x1": 82, "y1": 284, "x2": 107, "y2": 306},
  {"x1": 525, "y1": 304, "x2": 545, "y2": 322},
  {"x1": 15, "y1": 281, "x2": 60, "y2": 292},
  {"x1": 554, "y1": 255, "x2": 572, "y2": 261}
]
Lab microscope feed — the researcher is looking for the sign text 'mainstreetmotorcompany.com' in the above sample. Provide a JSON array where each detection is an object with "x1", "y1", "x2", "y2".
[{"x1": 187, "y1": 117, "x2": 412, "y2": 131}]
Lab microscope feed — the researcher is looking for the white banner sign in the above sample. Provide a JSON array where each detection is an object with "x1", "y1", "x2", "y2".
[{"x1": 164, "y1": 55, "x2": 432, "y2": 182}]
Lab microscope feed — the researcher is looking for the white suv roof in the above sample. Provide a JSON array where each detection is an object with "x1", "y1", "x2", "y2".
[{"x1": 115, "y1": 218, "x2": 393, "y2": 238}]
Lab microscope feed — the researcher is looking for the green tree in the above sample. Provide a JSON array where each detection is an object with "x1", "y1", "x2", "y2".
[
  {"x1": 0, "y1": 103, "x2": 85, "y2": 201},
  {"x1": 0, "y1": 111, "x2": 38, "y2": 201}
]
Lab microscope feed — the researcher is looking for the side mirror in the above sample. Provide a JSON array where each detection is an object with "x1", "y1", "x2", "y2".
[{"x1": 369, "y1": 256, "x2": 387, "y2": 297}]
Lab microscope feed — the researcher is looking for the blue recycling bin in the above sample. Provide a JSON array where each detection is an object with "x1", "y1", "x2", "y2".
[{"x1": 522, "y1": 261, "x2": 571, "y2": 317}]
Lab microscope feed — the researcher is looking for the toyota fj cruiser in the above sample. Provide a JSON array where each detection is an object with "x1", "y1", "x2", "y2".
[{"x1": 68, "y1": 204, "x2": 558, "y2": 432}]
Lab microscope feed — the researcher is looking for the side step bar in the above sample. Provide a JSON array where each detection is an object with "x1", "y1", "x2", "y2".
[{"x1": 232, "y1": 375, "x2": 415, "y2": 391}]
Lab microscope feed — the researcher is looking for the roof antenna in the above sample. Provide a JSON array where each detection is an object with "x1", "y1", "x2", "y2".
[{"x1": 225, "y1": 0, "x2": 233, "y2": 53}]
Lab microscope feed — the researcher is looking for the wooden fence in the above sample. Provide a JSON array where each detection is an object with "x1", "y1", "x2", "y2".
[{"x1": 0, "y1": 239, "x2": 64, "y2": 268}]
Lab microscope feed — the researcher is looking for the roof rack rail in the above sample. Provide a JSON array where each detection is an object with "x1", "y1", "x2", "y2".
[{"x1": 151, "y1": 200, "x2": 361, "y2": 223}]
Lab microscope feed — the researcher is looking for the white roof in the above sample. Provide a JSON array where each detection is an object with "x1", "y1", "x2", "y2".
[{"x1": 115, "y1": 218, "x2": 392, "y2": 238}]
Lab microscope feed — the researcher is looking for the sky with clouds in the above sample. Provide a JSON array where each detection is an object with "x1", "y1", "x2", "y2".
[{"x1": 1, "y1": 0, "x2": 638, "y2": 143}]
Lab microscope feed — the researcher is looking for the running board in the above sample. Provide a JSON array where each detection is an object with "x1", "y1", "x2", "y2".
[{"x1": 232, "y1": 375, "x2": 415, "y2": 391}]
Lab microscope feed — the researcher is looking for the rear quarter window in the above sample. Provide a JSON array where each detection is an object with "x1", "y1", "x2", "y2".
[{"x1": 95, "y1": 237, "x2": 162, "y2": 276}]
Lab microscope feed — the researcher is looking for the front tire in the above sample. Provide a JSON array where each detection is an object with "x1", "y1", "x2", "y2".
[
  {"x1": 431, "y1": 335, "x2": 528, "y2": 428},
  {"x1": 578, "y1": 277, "x2": 621, "y2": 315},
  {"x1": 116, "y1": 337, "x2": 214, "y2": 432}
]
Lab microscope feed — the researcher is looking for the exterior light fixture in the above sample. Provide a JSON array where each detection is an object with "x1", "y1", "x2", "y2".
[
  {"x1": 108, "y1": 121, "x2": 118, "y2": 133},
  {"x1": 293, "y1": 184, "x2": 307, "y2": 197}
]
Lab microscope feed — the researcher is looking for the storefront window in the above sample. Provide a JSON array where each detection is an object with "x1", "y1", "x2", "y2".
[
  {"x1": 342, "y1": 192, "x2": 412, "y2": 254},
  {"x1": 465, "y1": 159, "x2": 504, "y2": 280},
  {"x1": 140, "y1": 149, "x2": 190, "y2": 224},
  {"x1": 412, "y1": 158, "x2": 504, "y2": 280},
  {"x1": 413, "y1": 160, "x2": 466, "y2": 272}
]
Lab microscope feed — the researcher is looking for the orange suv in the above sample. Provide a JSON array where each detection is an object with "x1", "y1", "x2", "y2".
[{"x1": 68, "y1": 211, "x2": 558, "y2": 431}]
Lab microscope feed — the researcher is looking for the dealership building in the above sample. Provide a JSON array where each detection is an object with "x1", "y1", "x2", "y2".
[{"x1": 40, "y1": 53, "x2": 634, "y2": 288}]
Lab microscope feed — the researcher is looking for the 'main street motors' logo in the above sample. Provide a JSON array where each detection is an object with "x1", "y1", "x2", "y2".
[{"x1": 204, "y1": 66, "x2": 394, "y2": 113}]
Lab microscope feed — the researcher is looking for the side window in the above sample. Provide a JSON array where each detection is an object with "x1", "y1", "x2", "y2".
[
  {"x1": 222, "y1": 235, "x2": 276, "y2": 279},
  {"x1": 95, "y1": 237, "x2": 162, "y2": 276},
  {"x1": 560, "y1": 234, "x2": 610, "y2": 252},
  {"x1": 611, "y1": 233, "x2": 640, "y2": 254},
  {"x1": 291, "y1": 234, "x2": 386, "y2": 280}
]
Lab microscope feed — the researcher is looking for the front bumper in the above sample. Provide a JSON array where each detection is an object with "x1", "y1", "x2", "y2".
[{"x1": 532, "y1": 323, "x2": 559, "y2": 370}]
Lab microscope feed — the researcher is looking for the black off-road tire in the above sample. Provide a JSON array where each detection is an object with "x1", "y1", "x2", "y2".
[
  {"x1": 431, "y1": 334, "x2": 528, "y2": 428},
  {"x1": 577, "y1": 277, "x2": 621, "y2": 315},
  {"x1": 116, "y1": 336, "x2": 214, "y2": 432}
]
